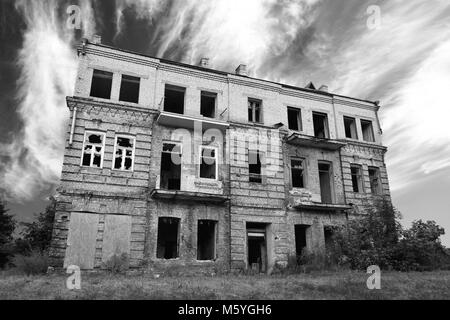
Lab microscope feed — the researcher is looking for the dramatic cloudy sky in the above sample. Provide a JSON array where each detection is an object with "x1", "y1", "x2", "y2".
[{"x1": 0, "y1": 0, "x2": 449, "y2": 244}]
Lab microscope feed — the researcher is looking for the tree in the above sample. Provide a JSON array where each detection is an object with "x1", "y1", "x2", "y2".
[
  {"x1": 0, "y1": 199, "x2": 16, "y2": 268},
  {"x1": 19, "y1": 197, "x2": 56, "y2": 252}
]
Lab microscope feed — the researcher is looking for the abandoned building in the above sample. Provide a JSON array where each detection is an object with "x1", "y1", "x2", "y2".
[{"x1": 49, "y1": 37, "x2": 391, "y2": 273}]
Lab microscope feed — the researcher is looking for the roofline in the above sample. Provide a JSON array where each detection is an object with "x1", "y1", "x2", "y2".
[{"x1": 80, "y1": 40, "x2": 379, "y2": 107}]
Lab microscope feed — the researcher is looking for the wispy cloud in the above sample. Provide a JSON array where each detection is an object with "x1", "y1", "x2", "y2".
[{"x1": 0, "y1": 0, "x2": 95, "y2": 201}]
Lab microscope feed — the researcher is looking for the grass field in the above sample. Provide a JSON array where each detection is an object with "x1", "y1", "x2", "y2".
[{"x1": 0, "y1": 270, "x2": 449, "y2": 300}]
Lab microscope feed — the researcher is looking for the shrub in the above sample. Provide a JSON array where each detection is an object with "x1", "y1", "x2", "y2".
[
  {"x1": 11, "y1": 250, "x2": 49, "y2": 275},
  {"x1": 103, "y1": 253, "x2": 130, "y2": 274}
]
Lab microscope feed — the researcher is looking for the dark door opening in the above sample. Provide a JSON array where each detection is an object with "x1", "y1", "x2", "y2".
[
  {"x1": 156, "y1": 217, "x2": 180, "y2": 259},
  {"x1": 247, "y1": 223, "x2": 267, "y2": 273},
  {"x1": 197, "y1": 220, "x2": 217, "y2": 260},
  {"x1": 164, "y1": 85, "x2": 185, "y2": 114},
  {"x1": 295, "y1": 225, "x2": 309, "y2": 259},
  {"x1": 160, "y1": 143, "x2": 181, "y2": 190},
  {"x1": 318, "y1": 162, "x2": 333, "y2": 203},
  {"x1": 313, "y1": 112, "x2": 329, "y2": 138},
  {"x1": 324, "y1": 226, "x2": 334, "y2": 252}
]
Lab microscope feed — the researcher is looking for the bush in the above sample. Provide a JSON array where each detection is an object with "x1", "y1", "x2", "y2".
[
  {"x1": 103, "y1": 253, "x2": 130, "y2": 274},
  {"x1": 11, "y1": 250, "x2": 49, "y2": 275}
]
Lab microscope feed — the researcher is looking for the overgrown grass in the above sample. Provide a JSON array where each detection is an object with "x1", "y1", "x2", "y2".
[{"x1": 0, "y1": 270, "x2": 449, "y2": 300}]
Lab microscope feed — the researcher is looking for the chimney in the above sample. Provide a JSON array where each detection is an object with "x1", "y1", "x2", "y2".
[
  {"x1": 92, "y1": 35, "x2": 102, "y2": 44},
  {"x1": 318, "y1": 85, "x2": 329, "y2": 92},
  {"x1": 235, "y1": 64, "x2": 248, "y2": 76},
  {"x1": 199, "y1": 57, "x2": 209, "y2": 68}
]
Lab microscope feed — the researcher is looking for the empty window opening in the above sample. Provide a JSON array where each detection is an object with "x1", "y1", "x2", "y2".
[
  {"x1": 247, "y1": 223, "x2": 267, "y2": 273},
  {"x1": 287, "y1": 107, "x2": 302, "y2": 131},
  {"x1": 324, "y1": 226, "x2": 334, "y2": 251},
  {"x1": 82, "y1": 132, "x2": 105, "y2": 168},
  {"x1": 156, "y1": 217, "x2": 180, "y2": 259},
  {"x1": 90, "y1": 70, "x2": 113, "y2": 99},
  {"x1": 313, "y1": 112, "x2": 329, "y2": 138},
  {"x1": 200, "y1": 146, "x2": 217, "y2": 180},
  {"x1": 291, "y1": 159, "x2": 305, "y2": 188},
  {"x1": 201, "y1": 91, "x2": 217, "y2": 118},
  {"x1": 164, "y1": 85, "x2": 185, "y2": 114},
  {"x1": 361, "y1": 120, "x2": 375, "y2": 142},
  {"x1": 197, "y1": 220, "x2": 217, "y2": 261},
  {"x1": 318, "y1": 162, "x2": 333, "y2": 203},
  {"x1": 344, "y1": 116, "x2": 358, "y2": 139},
  {"x1": 295, "y1": 225, "x2": 309, "y2": 260},
  {"x1": 160, "y1": 143, "x2": 182, "y2": 190},
  {"x1": 248, "y1": 99, "x2": 262, "y2": 123},
  {"x1": 249, "y1": 151, "x2": 262, "y2": 183},
  {"x1": 369, "y1": 167, "x2": 381, "y2": 194},
  {"x1": 119, "y1": 75, "x2": 140, "y2": 103},
  {"x1": 113, "y1": 136, "x2": 135, "y2": 171},
  {"x1": 350, "y1": 165, "x2": 363, "y2": 193}
]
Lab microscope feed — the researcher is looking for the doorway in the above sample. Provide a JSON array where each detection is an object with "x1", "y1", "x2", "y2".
[
  {"x1": 318, "y1": 162, "x2": 333, "y2": 203},
  {"x1": 246, "y1": 223, "x2": 267, "y2": 273}
]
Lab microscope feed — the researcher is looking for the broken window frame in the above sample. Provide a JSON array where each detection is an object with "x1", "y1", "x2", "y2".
[
  {"x1": 200, "y1": 91, "x2": 217, "y2": 118},
  {"x1": 368, "y1": 166, "x2": 382, "y2": 195},
  {"x1": 350, "y1": 164, "x2": 364, "y2": 193},
  {"x1": 361, "y1": 119, "x2": 375, "y2": 142},
  {"x1": 312, "y1": 111, "x2": 330, "y2": 139},
  {"x1": 291, "y1": 158, "x2": 306, "y2": 189},
  {"x1": 197, "y1": 220, "x2": 218, "y2": 261},
  {"x1": 90, "y1": 69, "x2": 113, "y2": 100},
  {"x1": 81, "y1": 131, "x2": 106, "y2": 168},
  {"x1": 287, "y1": 107, "x2": 302, "y2": 131},
  {"x1": 119, "y1": 74, "x2": 140, "y2": 104},
  {"x1": 343, "y1": 116, "x2": 358, "y2": 140},
  {"x1": 248, "y1": 98, "x2": 262, "y2": 123},
  {"x1": 248, "y1": 150, "x2": 263, "y2": 183},
  {"x1": 112, "y1": 135, "x2": 136, "y2": 172},
  {"x1": 199, "y1": 146, "x2": 219, "y2": 180},
  {"x1": 164, "y1": 84, "x2": 186, "y2": 114}
]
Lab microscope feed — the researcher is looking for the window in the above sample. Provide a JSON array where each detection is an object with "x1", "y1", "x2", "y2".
[
  {"x1": 350, "y1": 164, "x2": 363, "y2": 193},
  {"x1": 90, "y1": 70, "x2": 113, "y2": 99},
  {"x1": 291, "y1": 159, "x2": 305, "y2": 188},
  {"x1": 248, "y1": 99, "x2": 262, "y2": 123},
  {"x1": 313, "y1": 112, "x2": 329, "y2": 138},
  {"x1": 368, "y1": 167, "x2": 381, "y2": 194},
  {"x1": 318, "y1": 162, "x2": 333, "y2": 203},
  {"x1": 81, "y1": 131, "x2": 105, "y2": 168},
  {"x1": 199, "y1": 146, "x2": 218, "y2": 180},
  {"x1": 361, "y1": 120, "x2": 375, "y2": 142},
  {"x1": 344, "y1": 116, "x2": 358, "y2": 139},
  {"x1": 197, "y1": 220, "x2": 217, "y2": 261},
  {"x1": 160, "y1": 143, "x2": 182, "y2": 190},
  {"x1": 156, "y1": 217, "x2": 180, "y2": 259},
  {"x1": 164, "y1": 85, "x2": 185, "y2": 114},
  {"x1": 287, "y1": 107, "x2": 302, "y2": 131},
  {"x1": 249, "y1": 151, "x2": 262, "y2": 183},
  {"x1": 119, "y1": 75, "x2": 140, "y2": 103},
  {"x1": 200, "y1": 91, "x2": 217, "y2": 118},
  {"x1": 113, "y1": 136, "x2": 135, "y2": 171}
]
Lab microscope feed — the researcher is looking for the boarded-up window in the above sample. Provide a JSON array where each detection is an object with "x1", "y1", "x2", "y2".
[
  {"x1": 197, "y1": 220, "x2": 217, "y2": 261},
  {"x1": 102, "y1": 215, "x2": 131, "y2": 265},
  {"x1": 64, "y1": 212, "x2": 99, "y2": 269},
  {"x1": 119, "y1": 75, "x2": 140, "y2": 103},
  {"x1": 113, "y1": 136, "x2": 135, "y2": 171},
  {"x1": 157, "y1": 217, "x2": 180, "y2": 259},
  {"x1": 90, "y1": 69, "x2": 113, "y2": 99},
  {"x1": 82, "y1": 131, "x2": 105, "y2": 168}
]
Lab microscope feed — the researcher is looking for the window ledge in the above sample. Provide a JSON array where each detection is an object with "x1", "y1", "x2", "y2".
[
  {"x1": 150, "y1": 189, "x2": 229, "y2": 203},
  {"x1": 286, "y1": 133, "x2": 346, "y2": 151},
  {"x1": 292, "y1": 202, "x2": 352, "y2": 211}
]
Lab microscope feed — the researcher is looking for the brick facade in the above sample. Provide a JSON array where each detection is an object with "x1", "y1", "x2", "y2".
[{"x1": 49, "y1": 39, "x2": 391, "y2": 273}]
